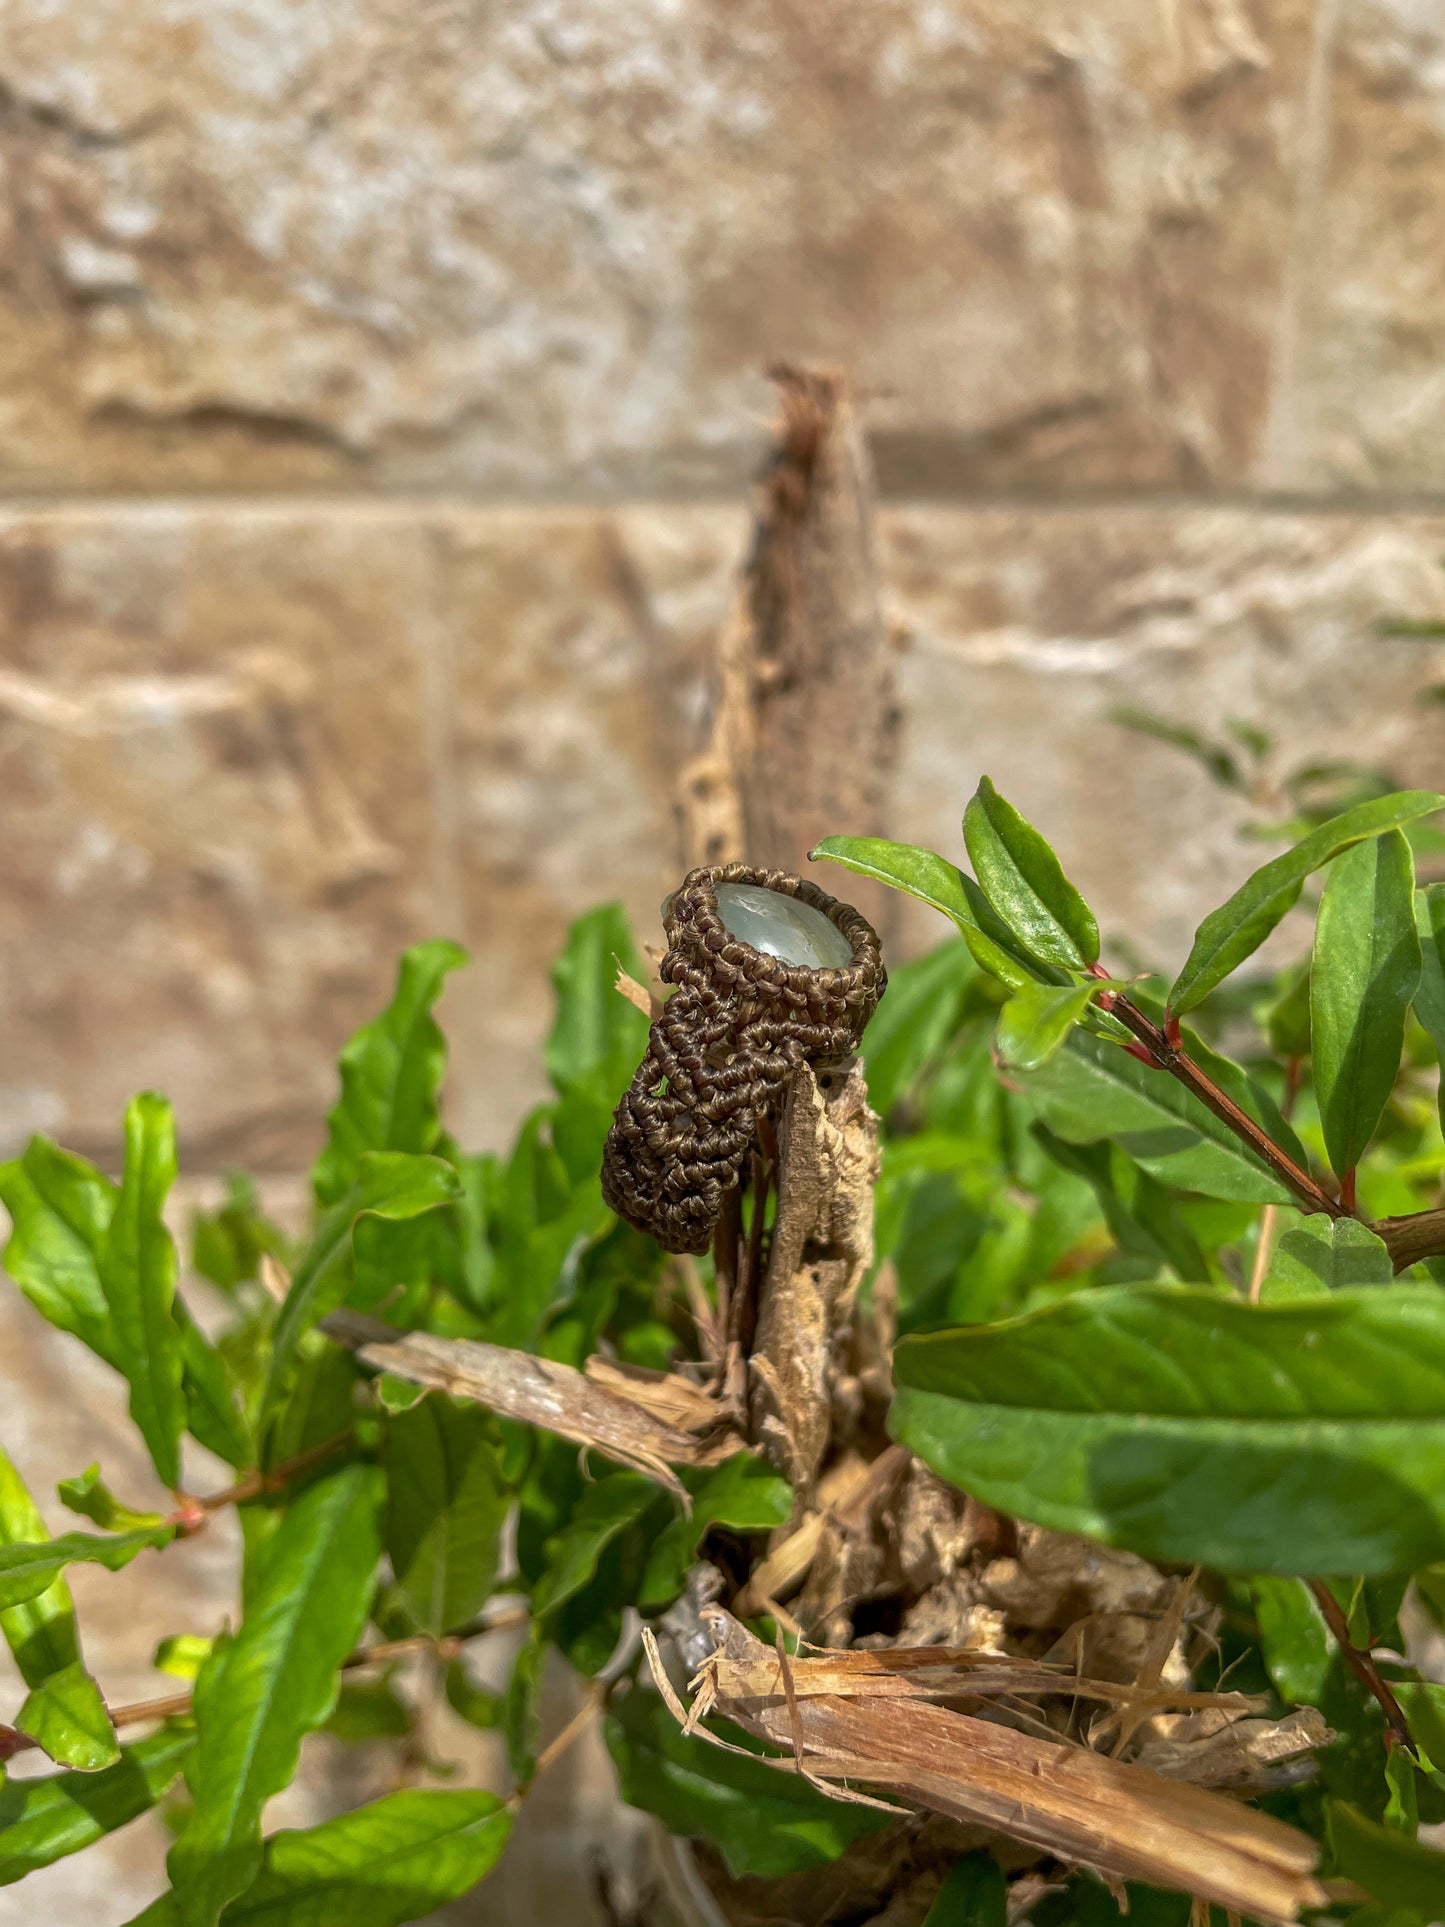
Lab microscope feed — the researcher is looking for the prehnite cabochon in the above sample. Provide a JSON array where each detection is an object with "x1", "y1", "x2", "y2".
[{"x1": 711, "y1": 881, "x2": 853, "y2": 968}]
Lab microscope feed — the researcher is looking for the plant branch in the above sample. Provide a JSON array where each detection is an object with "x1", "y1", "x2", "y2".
[
  {"x1": 1106, "y1": 995, "x2": 1342, "y2": 1219},
  {"x1": 1308, "y1": 1579, "x2": 1413, "y2": 1753},
  {"x1": 170, "y1": 1430, "x2": 356, "y2": 1531},
  {"x1": 0, "y1": 1605, "x2": 531, "y2": 1762}
]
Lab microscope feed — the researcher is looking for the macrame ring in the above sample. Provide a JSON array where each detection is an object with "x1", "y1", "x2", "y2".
[{"x1": 601, "y1": 863, "x2": 885, "y2": 1254}]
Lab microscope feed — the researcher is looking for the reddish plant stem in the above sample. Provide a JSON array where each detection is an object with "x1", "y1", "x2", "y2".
[
  {"x1": 1108, "y1": 996, "x2": 1342, "y2": 1220},
  {"x1": 1308, "y1": 1579, "x2": 1413, "y2": 1753},
  {"x1": 171, "y1": 1430, "x2": 356, "y2": 1532},
  {"x1": 0, "y1": 1609, "x2": 530, "y2": 1762}
]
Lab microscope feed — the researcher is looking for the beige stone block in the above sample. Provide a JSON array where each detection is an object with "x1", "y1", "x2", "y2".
[
  {"x1": 883, "y1": 505, "x2": 1445, "y2": 972},
  {"x1": 0, "y1": 506, "x2": 450, "y2": 1170},
  {"x1": 0, "y1": 1, "x2": 1310, "y2": 495},
  {"x1": 1268, "y1": 1, "x2": 1445, "y2": 491}
]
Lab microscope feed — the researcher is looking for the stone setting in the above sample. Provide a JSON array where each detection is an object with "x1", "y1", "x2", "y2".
[{"x1": 713, "y1": 881, "x2": 853, "y2": 969}]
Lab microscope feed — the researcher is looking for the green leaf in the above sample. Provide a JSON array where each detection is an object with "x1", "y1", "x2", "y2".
[
  {"x1": 546, "y1": 904, "x2": 650, "y2": 1102},
  {"x1": 444, "y1": 1660, "x2": 501, "y2": 1731},
  {"x1": 57, "y1": 1464, "x2": 167, "y2": 1534},
  {"x1": 639, "y1": 1456, "x2": 792, "y2": 1608},
  {"x1": 384, "y1": 1396, "x2": 507, "y2": 1637},
  {"x1": 606, "y1": 1689, "x2": 889, "y2": 1879},
  {"x1": 0, "y1": 1524, "x2": 175, "y2": 1613},
  {"x1": 922, "y1": 1851, "x2": 1007, "y2": 1927},
  {"x1": 810, "y1": 836, "x2": 1060, "y2": 992},
  {"x1": 890, "y1": 1284, "x2": 1445, "y2": 1575},
  {"x1": 1329, "y1": 1800, "x2": 1445, "y2": 1911},
  {"x1": 154, "y1": 1634, "x2": 214, "y2": 1681},
  {"x1": 1251, "y1": 1577, "x2": 1332, "y2": 1705},
  {"x1": 996, "y1": 982, "x2": 1097, "y2": 1072},
  {"x1": 264, "y1": 1153, "x2": 462, "y2": 1418},
  {"x1": 0, "y1": 1727, "x2": 192, "y2": 1886},
  {"x1": 531, "y1": 1473, "x2": 658, "y2": 1619},
  {"x1": 1030, "y1": 1128, "x2": 1209, "y2": 1283},
  {"x1": 189, "y1": 1174, "x2": 282, "y2": 1294},
  {"x1": 0, "y1": 1137, "x2": 118, "y2": 1360},
  {"x1": 963, "y1": 776, "x2": 1099, "y2": 969},
  {"x1": 96, "y1": 1094, "x2": 187, "y2": 1489},
  {"x1": 16, "y1": 1659, "x2": 120, "y2": 1771},
  {"x1": 1012, "y1": 1030, "x2": 1298, "y2": 1204},
  {"x1": 130, "y1": 1789, "x2": 512, "y2": 1927},
  {"x1": 1265, "y1": 962, "x2": 1313, "y2": 1062},
  {"x1": 1262, "y1": 1216, "x2": 1395, "y2": 1301},
  {"x1": 504, "y1": 1631, "x2": 545, "y2": 1787},
  {"x1": 313, "y1": 940, "x2": 468, "y2": 1208},
  {"x1": 169, "y1": 1464, "x2": 381, "y2": 1927},
  {"x1": 1413, "y1": 884, "x2": 1445, "y2": 1128},
  {"x1": 858, "y1": 940, "x2": 976, "y2": 1117},
  {"x1": 1107, "y1": 707, "x2": 1245, "y2": 792},
  {"x1": 323, "y1": 1678, "x2": 412, "y2": 1743},
  {"x1": 0, "y1": 1442, "x2": 80, "y2": 1688},
  {"x1": 173, "y1": 1299, "x2": 251, "y2": 1470},
  {"x1": 1169, "y1": 790, "x2": 1444, "y2": 1017},
  {"x1": 1311, "y1": 831, "x2": 1421, "y2": 1178}
]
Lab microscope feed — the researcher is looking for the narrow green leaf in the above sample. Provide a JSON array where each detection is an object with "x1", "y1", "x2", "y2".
[
  {"x1": 154, "y1": 1635, "x2": 214, "y2": 1680},
  {"x1": 57, "y1": 1464, "x2": 166, "y2": 1534},
  {"x1": 531, "y1": 1473, "x2": 657, "y2": 1619},
  {"x1": 1030, "y1": 1128, "x2": 1208, "y2": 1283},
  {"x1": 504, "y1": 1631, "x2": 545, "y2": 1787},
  {"x1": 0, "y1": 1443, "x2": 80, "y2": 1688},
  {"x1": 313, "y1": 940, "x2": 468, "y2": 1207},
  {"x1": 1264, "y1": 962, "x2": 1312, "y2": 1062},
  {"x1": 810, "y1": 835, "x2": 1060, "y2": 992},
  {"x1": 173, "y1": 1300, "x2": 251, "y2": 1470},
  {"x1": 546, "y1": 904, "x2": 649, "y2": 1102},
  {"x1": 963, "y1": 776, "x2": 1099, "y2": 969},
  {"x1": 1169, "y1": 789, "x2": 1444, "y2": 1016},
  {"x1": 1251, "y1": 1577, "x2": 1332, "y2": 1705},
  {"x1": 922, "y1": 1851, "x2": 1007, "y2": 1927},
  {"x1": 1013, "y1": 1030, "x2": 1297, "y2": 1204},
  {"x1": 133, "y1": 1788, "x2": 511, "y2": 1927},
  {"x1": 264, "y1": 1153, "x2": 462, "y2": 1417},
  {"x1": 444, "y1": 1660, "x2": 501, "y2": 1731},
  {"x1": 890, "y1": 1284, "x2": 1445, "y2": 1574},
  {"x1": 1413, "y1": 885, "x2": 1445, "y2": 1134},
  {"x1": 1328, "y1": 1800, "x2": 1445, "y2": 1912},
  {"x1": 639, "y1": 1456, "x2": 792, "y2": 1608},
  {"x1": 384, "y1": 1396, "x2": 507, "y2": 1637},
  {"x1": 0, "y1": 1524, "x2": 174, "y2": 1613},
  {"x1": 1312, "y1": 831, "x2": 1421, "y2": 1177},
  {"x1": 96, "y1": 1094, "x2": 186, "y2": 1489},
  {"x1": 858, "y1": 940, "x2": 976, "y2": 1117},
  {"x1": 16, "y1": 1659, "x2": 120, "y2": 1771},
  {"x1": 169, "y1": 1464, "x2": 381, "y2": 1926},
  {"x1": 0, "y1": 1137, "x2": 118, "y2": 1361},
  {"x1": 606, "y1": 1689, "x2": 888, "y2": 1879},
  {"x1": 1261, "y1": 1216, "x2": 1395, "y2": 1301},
  {"x1": 323, "y1": 1677, "x2": 412, "y2": 1742},
  {"x1": 996, "y1": 983, "x2": 1096, "y2": 1072},
  {"x1": 0, "y1": 1727, "x2": 192, "y2": 1886}
]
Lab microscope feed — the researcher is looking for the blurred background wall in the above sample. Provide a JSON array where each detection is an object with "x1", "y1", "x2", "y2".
[{"x1": 5, "y1": 2, "x2": 1445, "y2": 1920}]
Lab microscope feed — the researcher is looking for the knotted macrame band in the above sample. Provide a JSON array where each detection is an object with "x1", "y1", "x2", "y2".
[{"x1": 601, "y1": 864, "x2": 885, "y2": 1253}]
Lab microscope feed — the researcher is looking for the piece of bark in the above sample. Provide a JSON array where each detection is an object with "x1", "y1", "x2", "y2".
[
  {"x1": 677, "y1": 364, "x2": 898, "y2": 883},
  {"x1": 748, "y1": 1061, "x2": 880, "y2": 1494},
  {"x1": 320, "y1": 1309, "x2": 742, "y2": 1497},
  {"x1": 654, "y1": 1615, "x2": 1327, "y2": 1924}
]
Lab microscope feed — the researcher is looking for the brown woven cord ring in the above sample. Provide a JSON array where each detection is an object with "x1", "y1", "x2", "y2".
[{"x1": 601, "y1": 864, "x2": 885, "y2": 1254}]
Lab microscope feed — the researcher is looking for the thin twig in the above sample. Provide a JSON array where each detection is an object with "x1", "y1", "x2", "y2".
[
  {"x1": 1107, "y1": 996, "x2": 1340, "y2": 1220},
  {"x1": 170, "y1": 1430, "x2": 356, "y2": 1531},
  {"x1": 0, "y1": 1606, "x2": 532, "y2": 1762},
  {"x1": 1308, "y1": 1579, "x2": 1413, "y2": 1753}
]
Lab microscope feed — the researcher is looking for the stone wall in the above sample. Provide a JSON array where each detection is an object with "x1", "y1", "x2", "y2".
[{"x1": 4, "y1": 3, "x2": 1445, "y2": 1922}]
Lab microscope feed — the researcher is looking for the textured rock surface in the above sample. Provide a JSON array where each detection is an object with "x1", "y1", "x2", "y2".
[
  {"x1": 4, "y1": 500, "x2": 1444, "y2": 1171},
  {"x1": 0, "y1": 0, "x2": 1324, "y2": 496}
]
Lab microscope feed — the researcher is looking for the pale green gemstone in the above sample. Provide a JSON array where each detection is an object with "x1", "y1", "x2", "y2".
[{"x1": 714, "y1": 882, "x2": 852, "y2": 969}]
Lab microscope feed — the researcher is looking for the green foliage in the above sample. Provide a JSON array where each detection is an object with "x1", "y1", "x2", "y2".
[
  {"x1": 9, "y1": 759, "x2": 1445, "y2": 1922},
  {"x1": 891, "y1": 1285, "x2": 1445, "y2": 1574},
  {"x1": 135, "y1": 1789, "x2": 511, "y2": 1927},
  {"x1": 1312, "y1": 831, "x2": 1422, "y2": 1178},
  {"x1": 605, "y1": 1689, "x2": 889, "y2": 1878},
  {"x1": 170, "y1": 1465, "x2": 381, "y2": 1925}
]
